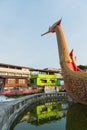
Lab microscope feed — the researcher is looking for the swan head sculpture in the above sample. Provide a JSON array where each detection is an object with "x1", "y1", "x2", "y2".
[{"x1": 41, "y1": 18, "x2": 62, "y2": 36}]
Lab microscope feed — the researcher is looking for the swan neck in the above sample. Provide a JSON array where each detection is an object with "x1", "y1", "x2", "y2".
[{"x1": 55, "y1": 25, "x2": 72, "y2": 64}]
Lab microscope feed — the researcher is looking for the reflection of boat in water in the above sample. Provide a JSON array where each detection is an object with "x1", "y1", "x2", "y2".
[
  {"x1": 66, "y1": 103, "x2": 87, "y2": 130},
  {"x1": 41, "y1": 19, "x2": 87, "y2": 105}
]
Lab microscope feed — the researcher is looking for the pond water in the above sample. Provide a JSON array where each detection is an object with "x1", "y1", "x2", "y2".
[{"x1": 10, "y1": 101, "x2": 87, "y2": 130}]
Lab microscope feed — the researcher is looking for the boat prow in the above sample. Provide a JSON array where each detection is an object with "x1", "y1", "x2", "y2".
[{"x1": 42, "y1": 19, "x2": 87, "y2": 105}]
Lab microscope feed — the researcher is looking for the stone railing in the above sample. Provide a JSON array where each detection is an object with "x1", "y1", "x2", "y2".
[{"x1": 0, "y1": 92, "x2": 69, "y2": 130}]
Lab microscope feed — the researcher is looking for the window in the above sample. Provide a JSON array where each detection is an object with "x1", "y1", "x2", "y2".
[
  {"x1": 52, "y1": 105, "x2": 56, "y2": 111},
  {"x1": 8, "y1": 79, "x2": 15, "y2": 84},
  {"x1": 19, "y1": 79, "x2": 25, "y2": 84},
  {"x1": 0, "y1": 72, "x2": 6, "y2": 75},
  {"x1": 41, "y1": 107, "x2": 47, "y2": 113},
  {"x1": 41, "y1": 79, "x2": 47, "y2": 83},
  {"x1": 15, "y1": 73, "x2": 22, "y2": 76},
  {"x1": 8, "y1": 73, "x2": 15, "y2": 76},
  {"x1": 51, "y1": 79, "x2": 55, "y2": 83}
]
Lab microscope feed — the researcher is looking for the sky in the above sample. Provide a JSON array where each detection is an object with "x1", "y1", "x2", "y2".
[{"x1": 0, "y1": 0, "x2": 87, "y2": 69}]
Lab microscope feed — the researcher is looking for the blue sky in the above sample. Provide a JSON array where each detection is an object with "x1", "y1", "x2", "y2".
[{"x1": 0, "y1": 0, "x2": 87, "y2": 69}]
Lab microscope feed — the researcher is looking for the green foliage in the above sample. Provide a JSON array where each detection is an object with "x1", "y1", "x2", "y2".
[{"x1": 78, "y1": 65, "x2": 87, "y2": 70}]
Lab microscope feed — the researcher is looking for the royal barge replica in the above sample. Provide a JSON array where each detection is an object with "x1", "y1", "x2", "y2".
[{"x1": 41, "y1": 19, "x2": 87, "y2": 105}]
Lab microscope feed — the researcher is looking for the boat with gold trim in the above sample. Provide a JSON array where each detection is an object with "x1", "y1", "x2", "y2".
[{"x1": 41, "y1": 19, "x2": 87, "y2": 105}]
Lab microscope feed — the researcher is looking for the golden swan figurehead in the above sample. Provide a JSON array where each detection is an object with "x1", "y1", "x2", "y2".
[{"x1": 41, "y1": 19, "x2": 87, "y2": 105}]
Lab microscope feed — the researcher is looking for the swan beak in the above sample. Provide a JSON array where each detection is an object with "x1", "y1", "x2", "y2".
[{"x1": 41, "y1": 30, "x2": 50, "y2": 36}]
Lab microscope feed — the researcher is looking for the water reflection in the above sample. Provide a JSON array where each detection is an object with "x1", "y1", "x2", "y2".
[
  {"x1": 10, "y1": 102, "x2": 68, "y2": 130},
  {"x1": 21, "y1": 102, "x2": 67, "y2": 125},
  {"x1": 66, "y1": 103, "x2": 87, "y2": 130},
  {"x1": 10, "y1": 101, "x2": 87, "y2": 130}
]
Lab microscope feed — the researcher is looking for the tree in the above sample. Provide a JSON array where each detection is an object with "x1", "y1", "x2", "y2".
[{"x1": 78, "y1": 65, "x2": 87, "y2": 70}]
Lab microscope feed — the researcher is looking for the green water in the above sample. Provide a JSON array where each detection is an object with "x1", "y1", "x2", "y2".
[{"x1": 11, "y1": 102, "x2": 87, "y2": 130}]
